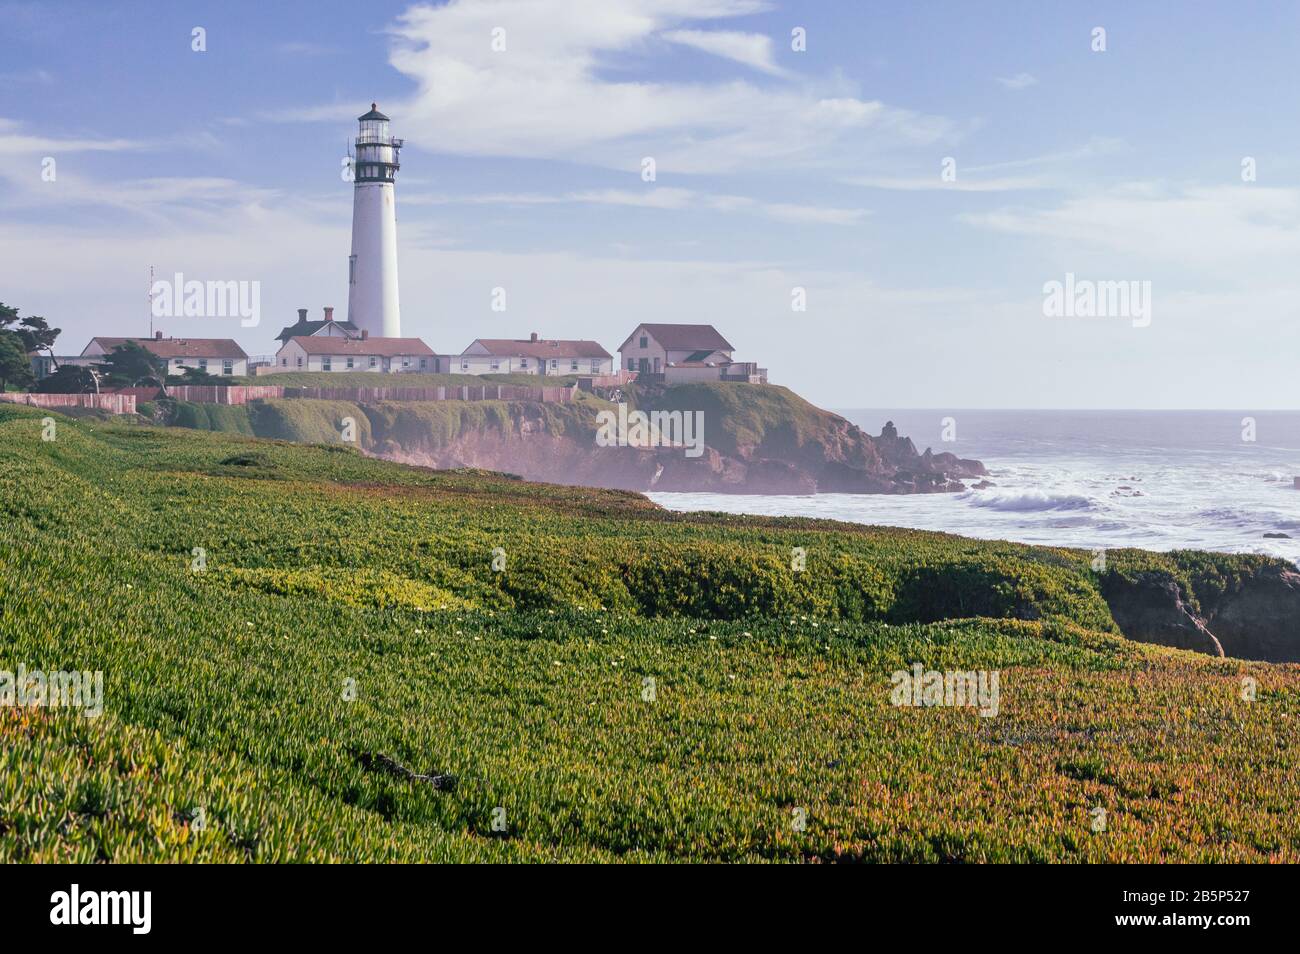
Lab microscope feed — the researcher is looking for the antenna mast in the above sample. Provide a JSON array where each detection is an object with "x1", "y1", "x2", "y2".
[{"x1": 147, "y1": 265, "x2": 155, "y2": 338}]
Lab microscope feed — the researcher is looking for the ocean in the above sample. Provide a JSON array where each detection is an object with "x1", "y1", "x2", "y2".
[{"x1": 647, "y1": 410, "x2": 1300, "y2": 566}]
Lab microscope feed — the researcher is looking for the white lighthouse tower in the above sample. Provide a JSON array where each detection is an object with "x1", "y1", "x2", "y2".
[{"x1": 347, "y1": 104, "x2": 403, "y2": 338}]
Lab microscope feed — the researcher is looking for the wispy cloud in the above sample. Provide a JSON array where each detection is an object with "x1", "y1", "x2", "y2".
[
  {"x1": 661, "y1": 28, "x2": 790, "y2": 76},
  {"x1": 845, "y1": 173, "x2": 1053, "y2": 192},
  {"x1": 996, "y1": 72, "x2": 1038, "y2": 90},
  {"x1": 0, "y1": 117, "x2": 139, "y2": 155},
  {"x1": 274, "y1": 40, "x2": 337, "y2": 56},
  {"x1": 961, "y1": 183, "x2": 1300, "y2": 276},
  {"x1": 407, "y1": 186, "x2": 869, "y2": 225},
  {"x1": 0, "y1": 67, "x2": 54, "y2": 85},
  {"x1": 844, "y1": 138, "x2": 1127, "y2": 192}
]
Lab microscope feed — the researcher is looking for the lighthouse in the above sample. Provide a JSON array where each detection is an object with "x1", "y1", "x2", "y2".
[{"x1": 347, "y1": 104, "x2": 403, "y2": 338}]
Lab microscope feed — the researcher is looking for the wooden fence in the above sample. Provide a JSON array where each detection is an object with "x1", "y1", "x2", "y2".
[
  {"x1": 102, "y1": 383, "x2": 574, "y2": 405},
  {"x1": 0, "y1": 392, "x2": 137, "y2": 414},
  {"x1": 280, "y1": 384, "x2": 572, "y2": 404},
  {"x1": 165, "y1": 385, "x2": 286, "y2": 405}
]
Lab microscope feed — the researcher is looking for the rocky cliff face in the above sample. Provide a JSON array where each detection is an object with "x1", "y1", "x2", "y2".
[
  {"x1": 372, "y1": 399, "x2": 985, "y2": 496},
  {"x1": 1201, "y1": 565, "x2": 1300, "y2": 662},
  {"x1": 1101, "y1": 566, "x2": 1300, "y2": 662}
]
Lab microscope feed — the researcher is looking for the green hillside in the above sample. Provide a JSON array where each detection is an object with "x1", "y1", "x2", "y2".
[
  {"x1": 2, "y1": 404, "x2": 1298, "y2": 862},
  {"x1": 163, "y1": 395, "x2": 606, "y2": 454},
  {"x1": 630, "y1": 380, "x2": 842, "y2": 456}
]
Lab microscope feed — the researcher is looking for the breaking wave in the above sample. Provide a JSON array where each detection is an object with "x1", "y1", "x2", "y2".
[{"x1": 961, "y1": 490, "x2": 1095, "y2": 512}]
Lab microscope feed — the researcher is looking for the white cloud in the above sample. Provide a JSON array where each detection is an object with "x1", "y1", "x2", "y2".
[
  {"x1": 661, "y1": 28, "x2": 789, "y2": 75},
  {"x1": 996, "y1": 72, "x2": 1038, "y2": 90},
  {"x1": 274, "y1": 0, "x2": 952, "y2": 175}
]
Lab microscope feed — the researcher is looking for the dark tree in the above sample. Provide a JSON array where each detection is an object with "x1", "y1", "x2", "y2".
[
  {"x1": 99, "y1": 341, "x2": 168, "y2": 392},
  {"x1": 0, "y1": 333, "x2": 34, "y2": 390},
  {"x1": 0, "y1": 302, "x2": 61, "y2": 355},
  {"x1": 33, "y1": 364, "x2": 99, "y2": 394},
  {"x1": 14, "y1": 315, "x2": 60, "y2": 354}
]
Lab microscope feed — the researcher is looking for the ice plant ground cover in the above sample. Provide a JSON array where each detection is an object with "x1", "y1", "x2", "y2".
[{"x1": 1, "y1": 404, "x2": 1297, "y2": 862}]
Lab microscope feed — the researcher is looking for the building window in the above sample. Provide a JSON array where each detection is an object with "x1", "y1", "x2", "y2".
[
  {"x1": 222, "y1": 360, "x2": 233, "y2": 375},
  {"x1": 627, "y1": 358, "x2": 634, "y2": 371},
  {"x1": 348, "y1": 255, "x2": 357, "y2": 285},
  {"x1": 296, "y1": 357, "x2": 303, "y2": 368},
  {"x1": 490, "y1": 359, "x2": 500, "y2": 370},
  {"x1": 402, "y1": 358, "x2": 410, "y2": 368},
  {"x1": 570, "y1": 360, "x2": 578, "y2": 371},
  {"x1": 322, "y1": 357, "x2": 332, "y2": 371},
  {"x1": 368, "y1": 356, "x2": 377, "y2": 368},
  {"x1": 461, "y1": 360, "x2": 469, "y2": 371},
  {"x1": 198, "y1": 359, "x2": 208, "y2": 370},
  {"x1": 281, "y1": 358, "x2": 287, "y2": 367},
  {"x1": 520, "y1": 359, "x2": 527, "y2": 369},
  {"x1": 420, "y1": 358, "x2": 427, "y2": 369},
  {"x1": 591, "y1": 360, "x2": 601, "y2": 373},
  {"x1": 639, "y1": 336, "x2": 647, "y2": 348},
  {"x1": 550, "y1": 359, "x2": 557, "y2": 370},
  {"x1": 346, "y1": 357, "x2": 354, "y2": 369}
]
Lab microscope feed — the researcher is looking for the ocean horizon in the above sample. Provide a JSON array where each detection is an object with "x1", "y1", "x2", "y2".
[{"x1": 649, "y1": 408, "x2": 1300, "y2": 566}]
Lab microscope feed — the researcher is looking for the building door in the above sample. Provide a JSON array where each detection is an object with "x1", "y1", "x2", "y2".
[
  {"x1": 653, "y1": 357, "x2": 661, "y2": 373},
  {"x1": 638, "y1": 358, "x2": 649, "y2": 374}
]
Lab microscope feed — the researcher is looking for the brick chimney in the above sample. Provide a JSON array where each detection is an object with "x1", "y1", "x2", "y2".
[
  {"x1": 297, "y1": 308, "x2": 308, "y2": 323},
  {"x1": 155, "y1": 330, "x2": 163, "y2": 340},
  {"x1": 530, "y1": 332, "x2": 539, "y2": 342},
  {"x1": 324, "y1": 306, "x2": 334, "y2": 322},
  {"x1": 361, "y1": 329, "x2": 369, "y2": 340}
]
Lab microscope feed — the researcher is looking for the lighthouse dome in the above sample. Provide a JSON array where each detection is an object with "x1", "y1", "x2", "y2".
[{"x1": 358, "y1": 103, "x2": 389, "y2": 121}]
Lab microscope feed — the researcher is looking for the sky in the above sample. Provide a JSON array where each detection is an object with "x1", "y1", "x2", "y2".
[{"x1": 1, "y1": 0, "x2": 1298, "y2": 409}]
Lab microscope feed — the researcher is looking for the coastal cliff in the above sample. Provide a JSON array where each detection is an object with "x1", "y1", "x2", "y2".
[
  {"x1": 367, "y1": 381, "x2": 986, "y2": 494},
  {"x1": 160, "y1": 380, "x2": 984, "y2": 495}
]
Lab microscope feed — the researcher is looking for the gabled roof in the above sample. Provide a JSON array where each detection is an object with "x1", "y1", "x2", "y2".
[
  {"x1": 617, "y1": 324, "x2": 735, "y2": 353},
  {"x1": 466, "y1": 338, "x2": 612, "y2": 359},
  {"x1": 281, "y1": 336, "x2": 434, "y2": 357},
  {"x1": 85, "y1": 337, "x2": 248, "y2": 360},
  {"x1": 274, "y1": 319, "x2": 360, "y2": 343}
]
